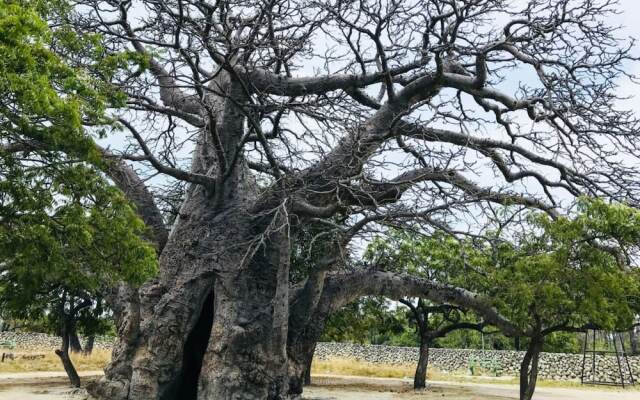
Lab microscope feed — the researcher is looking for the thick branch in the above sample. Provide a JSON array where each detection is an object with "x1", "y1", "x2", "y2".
[
  {"x1": 318, "y1": 270, "x2": 524, "y2": 337},
  {"x1": 220, "y1": 58, "x2": 427, "y2": 97},
  {"x1": 100, "y1": 151, "x2": 169, "y2": 252},
  {"x1": 118, "y1": 5, "x2": 203, "y2": 115}
]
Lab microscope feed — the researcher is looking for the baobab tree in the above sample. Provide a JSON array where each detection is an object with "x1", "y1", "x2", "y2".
[{"x1": 40, "y1": 0, "x2": 640, "y2": 399}]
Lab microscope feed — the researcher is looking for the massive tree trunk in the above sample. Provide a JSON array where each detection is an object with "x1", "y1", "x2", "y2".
[
  {"x1": 91, "y1": 201, "x2": 291, "y2": 400},
  {"x1": 90, "y1": 73, "x2": 292, "y2": 400},
  {"x1": 414, "y1": 338, "x2": 431, "y2": 389}
]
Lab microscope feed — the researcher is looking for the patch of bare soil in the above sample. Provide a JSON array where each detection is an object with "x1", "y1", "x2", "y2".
[
  {"x1": 304, "y1": 384, "x2": 512, "y2": 400},
  {"x1": 304, "y1": 375, "x2": 640, "y2": 400},
  {"x1": 0, "y1": 385, "x2": 85, "y2": 400},
  {"x1": 304, "y1": 376, "x2": 512, "y2": 400}
]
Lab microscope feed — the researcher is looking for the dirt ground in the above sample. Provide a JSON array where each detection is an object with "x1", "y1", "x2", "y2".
[
  {"x1": 306, "y1": 375, "x2": 640, "y2": 400},
  {"x1": 305, "y1": 383, "x2": 640, "y2": 400},
  {"x1": 0, "y1": 373, "x2": 637, "y2": 400}
]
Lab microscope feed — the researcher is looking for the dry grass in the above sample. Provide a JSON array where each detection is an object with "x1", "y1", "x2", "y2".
[
  {"x1": 0, "y1": 351, "x2": 634, "y2": 394},
  {"x1": 0, "y1": 348, "x2": 110, "y2": 373},
  {"x1": 311, "y1": 357, "x2": 417, "y2": 379},
  {"x1": 311, "y1": 357, "x2": 640, "y2": 392},
  {"x1": 311, "y1": 357, "x2": 472, "y2": 382}
]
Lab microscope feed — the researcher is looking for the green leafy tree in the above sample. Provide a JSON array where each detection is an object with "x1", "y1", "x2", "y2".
[
  {"x1": 366, "y1": 233, "x2": 489, "y2": 389},
  {"x1": 0, "y1": 0, "x2": 157, "y2": 386},
  {"x1": 486, "y1": 200, "x2": 640, "y2": 400},
  {"x1": 366, "y1": 199, "x2": 640, "y2": 399},
  {"x1": 321, "y1": 298, "x2": 406, "y2": 345}
]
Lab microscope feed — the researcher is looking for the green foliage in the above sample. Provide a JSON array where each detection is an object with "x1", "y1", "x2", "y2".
[
  {"x1": 366, "y1": 199, "x2": 640, "y2": 338},
  {"x1": 486, "y1": 198, "x2": 640, "y2": 332},
  {"x1": 542, "y1": 332, "x2": 582, "y2": 353},
  {"x1": 0, "y1": 0, "x2": 157, "y2": 332},
  {"x1": 321, "y1": 298, "x2": 412, "y2": 345}
]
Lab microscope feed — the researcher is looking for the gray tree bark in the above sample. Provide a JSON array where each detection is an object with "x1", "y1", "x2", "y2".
[
  {"x1": 519, "y1": 337, "x2": 543, "y2": 400},
  {"x1": 91, "y1": 191, "x2": 292, "y2": 400},
  {"x1": 414, "y1": 339, "x2": 430, "y2": 389},
  {"x1": 90, "y1": 72, "x2": 293, "y2": 400},
  {"x1": 56, "y1": 320, "x2": 81, "y2": 388}
]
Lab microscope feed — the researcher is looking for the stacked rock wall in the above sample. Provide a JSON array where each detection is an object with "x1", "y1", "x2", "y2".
[
  {"x1": 1, "y1": 332, "x2": 638, "y2": 383},
  {"x1": 314, "y1": 342, "x2": 640, "y2": 382},
  {"x1": 0, "y1": 332, "x2": 113, "y2": 350}
]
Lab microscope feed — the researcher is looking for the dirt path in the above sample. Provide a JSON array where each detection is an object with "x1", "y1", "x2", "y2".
[
  {"x1": 0, "y1": 371, "x2": 102, "y2": 381},
  {"x1": 306, "y1": 375, "x2": 640, "y2": 400},
  {"x1": 0, "y1": 372, "x2": 637, "y2": 399},
  {"x1": 0, "y1": 386, "x2": 84, "y2": 400},
  {"x1": 0, "y1": 370, "x2": 102, "y2": 388}
]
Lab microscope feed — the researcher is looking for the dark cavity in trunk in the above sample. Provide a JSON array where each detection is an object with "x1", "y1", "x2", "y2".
[{"x1": 164, "y1": 289, "x2": 215, "y2": 400}]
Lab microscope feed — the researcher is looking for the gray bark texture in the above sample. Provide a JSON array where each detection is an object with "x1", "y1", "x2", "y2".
[
  {"x1": 414, "y1": 340, "x2": 430, "y2": 389},
  {"x1": 90, "y1": 73, "x2": 293, "y2": 400},
  {"x1": 91, "y1": 180, "x2": 291, "y2": 400},
  {"x1": 519, "y1": 338, "x2": 543, "y2": 400}
]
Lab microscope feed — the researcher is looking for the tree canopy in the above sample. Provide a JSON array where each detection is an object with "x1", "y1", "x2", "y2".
[
  {"x1": 366, "y1": 198, "x2": 640, "y2": 398},
  {"x1": 369, "y1": 199, "x2": 640, "y2": 335},
  {"x1": 0, "y1": 0, "x2": 157, "y2": 385}
]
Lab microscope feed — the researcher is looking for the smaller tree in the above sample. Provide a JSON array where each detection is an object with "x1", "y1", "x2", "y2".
[
  {"x1": 0, "y1": 0, "x2": 157, "y2": 386},
  {"x1": 473, "y1": 200, "x2": 640, "y2": 400},
  {"x1": 0, "y1": 178, "x2": 157, "y2": 386},
  {"x1": 367, "y1": 232, "x2": 487, "y2": 389},
  {"x1": 368, "y1": 199, "x2": 640, "y2": 400},
  {"x1": 398, "y1": 299, "x2": 486, "y2": 389}
]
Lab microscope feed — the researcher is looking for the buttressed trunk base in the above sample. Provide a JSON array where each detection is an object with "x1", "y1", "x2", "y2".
[{"x1": 90, "y1": 196, "x2": 292, "y2": 400}]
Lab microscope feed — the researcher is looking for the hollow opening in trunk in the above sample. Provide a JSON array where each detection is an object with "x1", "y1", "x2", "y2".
[{"x1": 169, "y1": 289, "x2": 215, "y2": 400}]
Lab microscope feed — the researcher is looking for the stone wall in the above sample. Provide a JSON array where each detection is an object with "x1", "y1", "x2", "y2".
[
  {"x1": 314, "y1": 342, "x2": 640, "y2": 383},
  {"x1": 1, "y1": 332, "x2": 637, "y2": 383},
  {"x1": 0, "y1": 332, "x2": 113, "y2": 351}
]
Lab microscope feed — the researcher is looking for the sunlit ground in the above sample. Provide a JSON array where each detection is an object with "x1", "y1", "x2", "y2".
[
  {"x1": 0, "y1": 348, "x2": 110, "y2": 373},
  {"x1": 0, "y1": 351, "x2": 637, "y2": 400}
]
